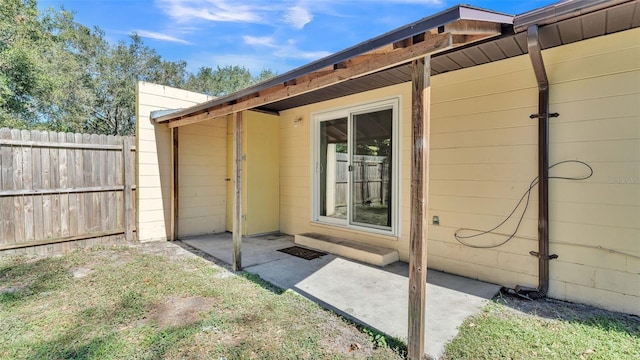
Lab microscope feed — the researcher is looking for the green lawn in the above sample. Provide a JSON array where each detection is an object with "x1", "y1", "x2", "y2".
[
  {"x1": 2, "y1": 244, "x2": 638, "y2": 360},
  {"x1": 0, "y1": 244, "x2": 403, "y2": 360},
  {"x1": 444, "y1": 297, "x2": 640, "y2": 360}
]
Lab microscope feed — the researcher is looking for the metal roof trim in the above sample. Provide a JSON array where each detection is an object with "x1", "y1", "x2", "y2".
[
  {"x1": 153, "y1": 4, "x2": 513, "y2": 123},
  {"x1": 458, "y1": 5, "x2": 514, "y2": 23},
  {"x1": 514, "y1": 0, "x2": 634, "y2": 33},
  {"x1": 150, "y1": 109, "x2": 183, "y2": 118}
]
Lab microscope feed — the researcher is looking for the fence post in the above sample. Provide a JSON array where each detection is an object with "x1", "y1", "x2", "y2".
[{"x1": 123, "y1": 137, "x2": 135, "y2": 241}]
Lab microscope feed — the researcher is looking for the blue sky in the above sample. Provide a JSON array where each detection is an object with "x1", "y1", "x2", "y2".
[{"x1": 38, "y1": 0, "x2": 558, "y2": 75}]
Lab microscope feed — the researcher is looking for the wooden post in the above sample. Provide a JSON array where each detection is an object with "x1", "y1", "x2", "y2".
[
  {"x1": 408, "y1": 56, "x2": 430, "y2": 360},
  {"x1": 232, "y1": 112, "x2": 243, "y2": 272},
  {"x1": 170, "y1": 127, "x2": 179, "y2": 241},
  {"x1": 123, "y1": 137, "x2": 135, "y2": 241}
]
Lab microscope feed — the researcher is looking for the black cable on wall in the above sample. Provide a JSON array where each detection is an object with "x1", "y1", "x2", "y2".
[{"x1": 453, "y1": 160, "x2": 593, "y2": 249}]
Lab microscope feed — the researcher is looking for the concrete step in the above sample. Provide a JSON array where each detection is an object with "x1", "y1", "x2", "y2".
[{"x1": 294, "y1": 232, "x2": 399, "y2": 266}]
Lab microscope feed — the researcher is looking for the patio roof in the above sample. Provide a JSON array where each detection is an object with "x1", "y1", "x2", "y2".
[
  {"x1": 153, "y1": 4, "x2": 513, "y2": 127},
  {"x1": 264, "y1": 0, "x2": 639, "y2": 113},
  {"x1": 152, "y1": 0, "x2": 640, "y2": 127}
]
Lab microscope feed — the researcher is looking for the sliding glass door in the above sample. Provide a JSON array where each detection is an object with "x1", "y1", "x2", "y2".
[
  {"x1": 315, "y1": 99, "x2": 398, "y2": 234},
  {"x1": 350, "y1": 109, "x2": 392, "y2": 229}
]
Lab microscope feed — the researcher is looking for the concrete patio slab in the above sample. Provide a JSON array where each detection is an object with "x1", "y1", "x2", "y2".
[{"x1": 182, "y1": 233, "x2": 501, "y2": 359}]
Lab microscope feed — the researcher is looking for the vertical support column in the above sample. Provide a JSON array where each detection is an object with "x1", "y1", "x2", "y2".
[
  {"x1": 408, "y1": 56, "x2": 430, "y2": 360},
  {"x1": 232, "y1": 112, "x2": 243, "y2": 272},
  {"x1": 170, "y1": 127, "x2": 179, "y2": 241},
  {"x1": 123, "y1": 136, "x2": 135, "y2": 241}
]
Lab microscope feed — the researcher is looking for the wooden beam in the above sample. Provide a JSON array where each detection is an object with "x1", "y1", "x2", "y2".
[
  {"x1": 408, "y1": 56, "x2": 431, "y2": 360},
  {"x1": 170, "y1": 127, "x2": 178, "y2": 241},
  {"x1": 232, "y1": 112, "x2": 243, "y2": 272},
  {"x1": 167, "y1": 33, "x2": 453, "y2": 128},
  {"x1": 442, "y1": 19, "x2": 502, "y2": 35},
  {"x1": 452, "y1": 34, "x2": 492, "y2": 45}
]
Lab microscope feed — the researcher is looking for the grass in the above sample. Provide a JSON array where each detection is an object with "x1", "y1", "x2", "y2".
[
  {"x1": 0, "y1": 244, "x2": 403, "y2": 360},
  {"x1": 2, "y1": 244, "x2": 638, "y2": 360},
  {"x1": 444, "y1": 295, "x2": 640, "y2": 360}
]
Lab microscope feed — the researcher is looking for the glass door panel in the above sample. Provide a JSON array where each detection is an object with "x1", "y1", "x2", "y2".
[
  {"x1": 350, "y1": 109, "x2": 393, "y2": 229},
  {"x1": 319, "y1": 118, "x2": 348, "y2": 221}
]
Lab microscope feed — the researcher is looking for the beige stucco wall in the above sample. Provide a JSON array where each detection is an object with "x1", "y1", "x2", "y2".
[
  {"x1": 136, "y1": 82, "x2": 226, "y2": 241},
  {"x1": 279, "y1": 28, "x2": 640, "y2": 315}
]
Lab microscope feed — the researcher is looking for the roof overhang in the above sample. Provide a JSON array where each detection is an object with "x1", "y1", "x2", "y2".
[
  {"x1": 153, "y1": 0, "x2": 640, "y2": 127},
  {"x1": 153, "y1": 4, "x2": 512, "y2": 127}
]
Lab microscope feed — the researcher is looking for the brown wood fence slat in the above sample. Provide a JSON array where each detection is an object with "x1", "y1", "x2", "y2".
[
  {"x1": 75, "y1": 132, "x2": 85, "y2": 236},
  {"x1": 107, "y1": 135, "x2": 116, "y2": 232},
  {"x1": 21, "y1": 130, "x2": 34, "y2": 242},
  {"x1": 31, "y1": 130, "x2": 43, "y2": 241},
  {"x1": 83, "y1": 133, "x2": 93, "y2": 232},
  {"x1": 42, "y1": 131, "x2": 52, "y2": 239},
  {"x1": 66, "y1": 132, "x2": 78, "y2": 237},
  {"x1": 99, "y1": 134, "x2": 107, "y2": 232},
  {"x1": 0, "y1": 128, "x2": 136, "y2": 251},
  {"x1": 0, "y1": 129, "x2": 12, "y2": 241},
  {"x1": 12, "y1": 129, "x2": 24, "y2": 243},
  {"x1": 59, "y1": 132, "x2": 69, "y2": 237},
  {"x1": 50, "y1": 131, "x2": 61, "y2": 239}
]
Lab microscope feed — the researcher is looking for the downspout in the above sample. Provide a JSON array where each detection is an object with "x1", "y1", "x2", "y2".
[{"x1": 515, "y1": 25, "x2": 558, "y2": 299}]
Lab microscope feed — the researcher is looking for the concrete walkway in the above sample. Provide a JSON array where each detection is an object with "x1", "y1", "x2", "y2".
[{"x1": 182, "y1": 233, "x2": 501, "y2": 359}]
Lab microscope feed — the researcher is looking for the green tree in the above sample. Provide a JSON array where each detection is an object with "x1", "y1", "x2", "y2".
[
  {"x1": 86, "y1": 33, "x2": 187, "y2": 135},
  {"x1": 0, "y1": 0, "x2": 98, "y2": 132},
  {"x1": 1, "y1": 0, "x2": 276, "y2": 135},
  {"x1": 38, "y1": 8, "x2": 103, "y2": 132},
  {"x1": 186, "y1": 65, "x2": 276, "y2": 97},
  {"x1": 0, "y1": 0, "x2": 53, "y2": 128},
  {"x1": 253, "y1": 68, "x2": 277, "y2": 84}
]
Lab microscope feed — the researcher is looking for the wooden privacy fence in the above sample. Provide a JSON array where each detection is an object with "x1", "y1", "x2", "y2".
[
  {"x1": 0, "y1": 128, "x2": 136, "y2": 251},
  {"x1": 334, "y1": 153, "x2": 390, "y2": 207}
]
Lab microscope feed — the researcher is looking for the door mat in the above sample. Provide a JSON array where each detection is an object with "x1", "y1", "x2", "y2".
[{"x1": 277, "y1": 246, "x2": 327, "y2": 260}]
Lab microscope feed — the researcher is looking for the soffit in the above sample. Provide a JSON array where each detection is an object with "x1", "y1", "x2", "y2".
[{"x1": 259, "y1": 0, "x2": 640, "y2": 113}]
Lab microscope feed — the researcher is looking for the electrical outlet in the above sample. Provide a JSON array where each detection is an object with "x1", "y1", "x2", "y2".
[{"x1": 433, "y1": 216, "x2": 439, "y2": 226}]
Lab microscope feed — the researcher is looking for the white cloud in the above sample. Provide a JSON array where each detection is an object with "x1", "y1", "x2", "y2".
[
  {"x1": 156, "y1": 0, "x2": 265, "y2": 23},
  {"x1": 284, "y1": 5, "x2": 313, "y2": 29},
  {"x1": 243, "y1": 35, "x2": 277, "y2": 48},
  {"x1": 135, "y1": 30, "x2": 192, "y2": 44},
  {"x1": 275, "y1": 46, "x2": 331, "y2": 60},
  {"x1": 156, "y1": 0, "x2": 320, "y2": 29},
  {"x1": 243, "y1": 35, "x2": 329, "y2": 61}
]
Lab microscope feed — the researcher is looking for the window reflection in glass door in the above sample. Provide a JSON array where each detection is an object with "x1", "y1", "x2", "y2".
[
  {"x1": 319, "y1": 118, "x2": 348, "y2": 220},
  {"x1": 351, "y1": 109, "x2": 392, "y2": 229}
]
